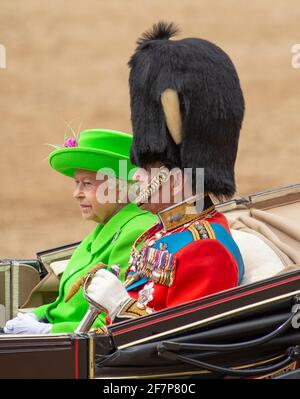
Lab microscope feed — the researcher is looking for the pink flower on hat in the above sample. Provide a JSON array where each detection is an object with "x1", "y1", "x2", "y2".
[{"x1": 64, "y1": 137, "x2": 78, "y2": 147}]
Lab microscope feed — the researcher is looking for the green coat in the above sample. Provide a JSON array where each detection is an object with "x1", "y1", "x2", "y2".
[{"x1": 33, "y1": 203, "x2": 157, "y2": 333}]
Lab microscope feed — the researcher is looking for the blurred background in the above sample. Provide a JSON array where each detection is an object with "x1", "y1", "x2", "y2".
[{"x1": 0, "y1": 0, "x2": 299, "y2": 257}]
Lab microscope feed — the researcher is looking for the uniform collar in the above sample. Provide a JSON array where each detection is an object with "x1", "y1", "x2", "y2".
[
  {"x1": 90, "y1": 202, "x2": 151, "y2": 254},
  {"x1": 157, "y1": 194, "x2": 215, "y2": 232}
]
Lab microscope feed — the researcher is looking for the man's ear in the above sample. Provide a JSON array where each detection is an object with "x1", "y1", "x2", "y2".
[
  {"x1": 171, "y1": 167, "x2": 193, "y2": 202},
  {"x1": 169, "y1": 168, "x2": 183, "y2": 199}
]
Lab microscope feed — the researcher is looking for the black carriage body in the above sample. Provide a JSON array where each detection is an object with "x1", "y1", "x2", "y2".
[
  {"x1": 1, "y1": 270, "x2": 300, "y2": 378},
  {"x1": 93, "y1": 269, "x2": 300, "y2": 379},
  {"x1": 1, "y1": 183, "x2": 300, "y2": 379},
  {"x1": 0, "y1": 334, "x2": 91, "y2": 379}
]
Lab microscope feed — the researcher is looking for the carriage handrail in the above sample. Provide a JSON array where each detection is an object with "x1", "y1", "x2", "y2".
[
  {"x1": 158, "y1": 296, "x2": 300, "y2": 354},
  {"x1": 160, "y1": 346, "x2": 300, "y2": 377}
]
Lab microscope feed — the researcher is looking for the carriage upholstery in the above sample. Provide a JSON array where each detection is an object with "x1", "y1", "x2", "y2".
[
  {"x1": 230, "y1": 229, "x2": 286, "y2": 284},
  {"x1": 221, "y1": 184, "x2": 300, "y2": 284},
  {"x1": 19, "y1": 244, "x2": 78, "y2": 311},
  {"x1": 0, "y1": 243, "x2": 77, "y2": 325},
  {"x1": 1, "y1": 184, "x2": 299, "y2": 326}
]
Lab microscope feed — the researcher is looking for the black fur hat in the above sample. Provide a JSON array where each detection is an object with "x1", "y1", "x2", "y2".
[{"x1": 128, "y1": 21, "x2": 245, "y2": 198}]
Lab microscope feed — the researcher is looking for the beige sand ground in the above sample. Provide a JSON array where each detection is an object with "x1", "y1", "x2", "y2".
[{"x1": 0, "y1": 0, "x2": 299, "y2": 258}]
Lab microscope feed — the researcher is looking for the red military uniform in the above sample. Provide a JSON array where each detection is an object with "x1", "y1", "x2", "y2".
[
  {"x1": 123, "y1": 195, "x2": 244, "y2": 313},
  {"x1": 113, "y1": 22, "x2": 245, "y2": 321}
]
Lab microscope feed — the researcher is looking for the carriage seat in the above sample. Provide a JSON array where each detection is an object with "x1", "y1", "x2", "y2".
[
  {"x1": 14, "y1": 259, "x2": 69, "y2": 317},
  {"x1": 230, "y1": 229, "x2": 286, "y2": 285}
]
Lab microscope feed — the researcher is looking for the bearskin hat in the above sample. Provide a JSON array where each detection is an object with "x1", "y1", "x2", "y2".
[{"x1": 128, "y1": 22, "x2": 245, "y2": 198}]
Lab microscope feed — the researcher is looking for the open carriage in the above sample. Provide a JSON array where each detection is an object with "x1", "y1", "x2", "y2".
[{"x1": 0, "y1": 183, "x2": 300, "y2": 379}]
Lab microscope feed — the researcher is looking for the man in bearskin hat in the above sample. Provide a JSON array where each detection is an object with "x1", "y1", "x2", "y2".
[{"x1": 85, "y1": 22, "x2": 245, "y2": 322}]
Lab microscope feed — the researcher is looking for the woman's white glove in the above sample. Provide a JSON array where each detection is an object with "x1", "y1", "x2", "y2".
[
  {"x1": 86, "y1": 269, "x2": 131, "y2": 321},
  {"x1": 16, "y1": 312, "x2": 38, "y2": 320},
  {"x1": 4, "y1": 312, "x2": 38, "y2": 326},
  {"x1": 4, "y1": 312, "x2": 52, "y2": 334}
]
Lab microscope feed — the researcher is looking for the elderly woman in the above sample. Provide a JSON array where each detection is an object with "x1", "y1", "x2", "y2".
[{"x1": 3, "y1": 128, "x2": 157, "y2": 334}]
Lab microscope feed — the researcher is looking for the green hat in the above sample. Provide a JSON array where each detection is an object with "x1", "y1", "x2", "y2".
[{"x1": 49, "y1": 129, "x2": 135, "y2": 180}]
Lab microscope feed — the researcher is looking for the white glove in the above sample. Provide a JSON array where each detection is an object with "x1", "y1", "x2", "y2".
[
  {"x1": 86, "y1": 269, "x2": 131, "y2": 320},
  {"x1": 4, "y1": 312, "x2": 52, "y2": 334},
  {"x1": 15, "y1": 312, "x2": 38, "y2": 321},
  {"x1": 3, "y1": 311, "x2": 38, "y2": 330}
]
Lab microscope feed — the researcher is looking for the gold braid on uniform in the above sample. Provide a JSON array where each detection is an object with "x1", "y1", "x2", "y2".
[
  {"x1": 188, "y1": 220, "x2": 215, "y2": 241},
  {"x1": 91, "y1": 326, "x2": 108, "y2": 335},
  {"x1": 114, "y1": 298, "x2": 154, "y2": 322}
]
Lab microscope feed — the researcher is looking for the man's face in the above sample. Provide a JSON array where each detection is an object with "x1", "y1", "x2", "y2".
[
  {"x1": 132, "y1": 162, "x2": 176, "y2": 214},
  {"x1": 73, "y1": 169, "x2": 122, "y2": 224}
]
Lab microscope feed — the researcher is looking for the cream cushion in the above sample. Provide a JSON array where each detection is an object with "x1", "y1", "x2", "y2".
[
  {"x1": 230, "y1": 229, "x2": 286, "y2": 285},
  {"x1": 49, "y1": 259, "x2": 69, "y2": 277}
]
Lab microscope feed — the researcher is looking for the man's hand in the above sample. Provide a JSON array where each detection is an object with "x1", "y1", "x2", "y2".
[
  {"x1": 86, "y1": 269, "x2": 131, "y2": 320},
  {"x1": 4, "y1": 312, "x2": 52, "y2": 334}
]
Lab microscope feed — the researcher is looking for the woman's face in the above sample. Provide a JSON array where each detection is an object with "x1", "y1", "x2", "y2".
[{"x1": 73, "y1": 169, "x2": 124, "y2": 224}]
